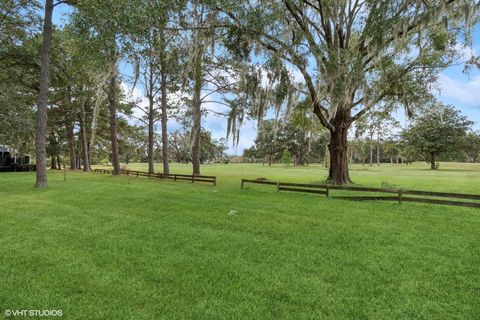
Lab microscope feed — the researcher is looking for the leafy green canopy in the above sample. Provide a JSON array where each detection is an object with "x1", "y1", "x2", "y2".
[{"x1": 402, "y1": 104, "x2": 473, "y2": 162}]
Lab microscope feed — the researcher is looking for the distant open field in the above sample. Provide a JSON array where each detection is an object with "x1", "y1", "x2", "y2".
[{"x1": 1, "y1": 162, "x2": 479, "y2": 319}]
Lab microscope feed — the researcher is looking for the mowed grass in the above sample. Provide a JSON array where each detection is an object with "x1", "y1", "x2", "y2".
[{"x1": 0, "y1": 162, "x2": 479, "y2": 319}]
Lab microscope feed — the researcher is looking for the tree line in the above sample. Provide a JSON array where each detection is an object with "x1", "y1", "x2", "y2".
[
  {"x1": 1, "y1": 1, "x2": 479, "y2": 187},
  {"x1": 245, "y1": 103, "x2": 480, "y2": 170}
]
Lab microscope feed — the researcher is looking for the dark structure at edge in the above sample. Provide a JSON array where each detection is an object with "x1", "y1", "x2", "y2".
[{"x1": 0, "y1": 146, "x2": 35, "y2": 172}]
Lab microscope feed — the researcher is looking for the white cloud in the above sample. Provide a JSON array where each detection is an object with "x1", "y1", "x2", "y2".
[
  {"x1": 454, "y1": 43, "x2": 476, "y2": 62},
  {"x1": 437, "y1": 74, "x2": 480, "y2": 108},
  {"x1": 436, "y1": 73, "x2": 480, "y2": 130}
]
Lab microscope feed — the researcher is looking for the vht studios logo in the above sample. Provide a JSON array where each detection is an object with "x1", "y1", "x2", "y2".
[{"x1": 4, "y1": 309, "x2": 62, "y2": 317}]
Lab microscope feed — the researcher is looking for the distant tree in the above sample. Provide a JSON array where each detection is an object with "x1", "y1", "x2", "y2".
[
  {"x1": 117, "y1": 122, "x2": 145, "y2": 164},
  {"x1": 281, "y1": 149, "x2": 292, "y2": 168},
  {"x1": 462, "y1": 131, "x2": 480, "y2": 163},
  {"x1": 254, "y1": 120, "x2": 283, "y2": 166},
  {"x1": 167, "y1": 129, "x2": 225, "y2": 165},
  {"x1": 215, "y1": 138, "x2": 228, "y2": 162},
  {"x1": 402, "y1": 105, "x2": 473, "y2": 169},
  {"x1": 350, "y1": 138, "x2": 369, "y2": 165},
  {"x1": 356, "y1": 111, "x2": 400, "y2": 166},
  {"x1": 382, "y1": 137, "x2": 402, "y2": 164},
  {"x1": 169, "y1": 130, "x2": 190, "y2": 163},
  {"x1": 242, "y1": 146, "x2": 257, "y2": 161}
]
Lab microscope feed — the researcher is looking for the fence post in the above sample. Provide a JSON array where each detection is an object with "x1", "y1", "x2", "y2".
[
  {"x1": 241, "y1": 179, "x2": 244, "y2": 189},
  {"x1": 136, "y1": 172, "x2": 139, "y2": 178},
  {"x1": 192, "y1": 175, "x2": 195, "y2": 183},
  {"x1": 277, "y1": 182, "x2": 280, "y2": 191},
  {"x1": 326, "y1": 186, "x2": 329, "y2": 197},
  {"x1": 398, "y1": 191, "x2": 403, "y2": 204},
  {"x1": 213, "y1": 177, "x2": 216, "y2": 186},
  {"x1": 174, "y1": 174, "x2": 177, "y2": 181}
]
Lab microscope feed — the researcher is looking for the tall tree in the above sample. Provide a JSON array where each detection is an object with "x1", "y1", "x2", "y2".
[
  {"x1": 34, "y1": 0, "x2": 76, "y2": 187},
  {"x1": 0, "y1": 2, "x2": 39, "y2": 157},
  {"x1": 223, "y1": 1, "x2": 478, "y2": 184},
  {"x1": 188, "y1": 1, "x2": 213, "y2": 175},
  {"x1": 181, "y1": 1, "x2": 239, "y2": 175},
  {"x1": 128, "y1": 0, "x2": 185, "y2": 174},
  {"x1": 34, "y1": 0, "x2": 54, "y2": 187},
  {"x1": 74, "y1": 0, "x2": 131, "y2": 175}
]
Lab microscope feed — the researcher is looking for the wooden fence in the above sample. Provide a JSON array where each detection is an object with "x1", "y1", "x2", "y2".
[
  {"x1": 94, "y1": 169, "x2": 216, "y2": 185},
  {"x1": 240, "y1": 179, "x2": 480, "y2": 209}
]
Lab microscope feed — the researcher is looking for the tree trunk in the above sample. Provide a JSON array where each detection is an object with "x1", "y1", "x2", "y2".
[
  {"x1": 34, "y1": 0, "x2": 54, "y2": 188},
  {"x1": 369, "y1": 133, "x2": 373, "y2": 166},
  {"x1": 80, "y1": 126, "x2": 90, "y2": 172},
  {"x1": 147, "y1": 95, "x2": 155, "y2": 174},
  {"x1": 160, "y1": 65, "x2": 169, "y2": 175},
  {"x1": 328, "y1": 113, "x2": 351, "y2": 185},
  {"x1": 430, "y1": 152, "x2": 437, "y2": 170},
  {"x1": 79, "y1": 100, "x2": 90, "y2": 172},
  {"x1": 87, "y1": 139, "x2": 92, "y2": 170},
  {"x1": 56, "y1": 155, "x2": 61, "y2": 170},
  {"x1": 158, "y1": 30, "x2": 170, "y2": 175},
  {"x1": 376, "y1": 133, "x2": 380, "y2": 166},
  {"x1": 191, "y1": 43, "x2": 204, "y2": 175},
  {"x1": 107, "y1": 63, "x2": 121, "y2": 175},
  {"x1": 66, "y1": 121, "x2": 76, "y2": 170},
  {"x1": 64, "y1": 86, "x2": 77, "y2": 170}
]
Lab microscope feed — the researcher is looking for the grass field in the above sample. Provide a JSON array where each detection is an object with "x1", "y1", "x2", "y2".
[{"x1": 1, "y1": 162, "x2": 479, "y2": 319}]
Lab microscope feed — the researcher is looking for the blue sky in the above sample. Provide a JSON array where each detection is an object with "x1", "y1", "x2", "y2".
[{"x1": 52, "y1": 6, "x2": 480, "y2": 155}]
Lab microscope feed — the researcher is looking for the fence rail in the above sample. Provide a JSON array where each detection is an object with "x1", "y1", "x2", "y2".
[
  {"x1": 94, "y1": 169, "x2": 216, "y2": 185},
  {"x1": 240, "y1": 179, "x2": 480, "y2": 209}
]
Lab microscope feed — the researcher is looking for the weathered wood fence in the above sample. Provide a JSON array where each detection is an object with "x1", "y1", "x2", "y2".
[
  {"x1": 240, "y1": 179, "x2": 480, "y2": 208},
  {"x1": 94, "y1": 169, "x2": 216, "y2": 185}
]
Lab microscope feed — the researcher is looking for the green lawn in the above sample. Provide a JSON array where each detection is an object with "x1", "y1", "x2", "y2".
[{"x1": 1, "y1": 162, "x2": 479, "y2": 319}]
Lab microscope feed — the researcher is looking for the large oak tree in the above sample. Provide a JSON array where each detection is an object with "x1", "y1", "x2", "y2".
[{"x1": 223, "y1": 0, "x2": 478, "y2": 184}]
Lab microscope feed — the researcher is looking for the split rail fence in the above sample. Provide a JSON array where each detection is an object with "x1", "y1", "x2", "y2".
[
  {"x1": 240, "y1": 179, "x2": 480, "y2": 209},
  {"x1": 94, "y1": 169, "x2": 216, "y2": 185}
]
